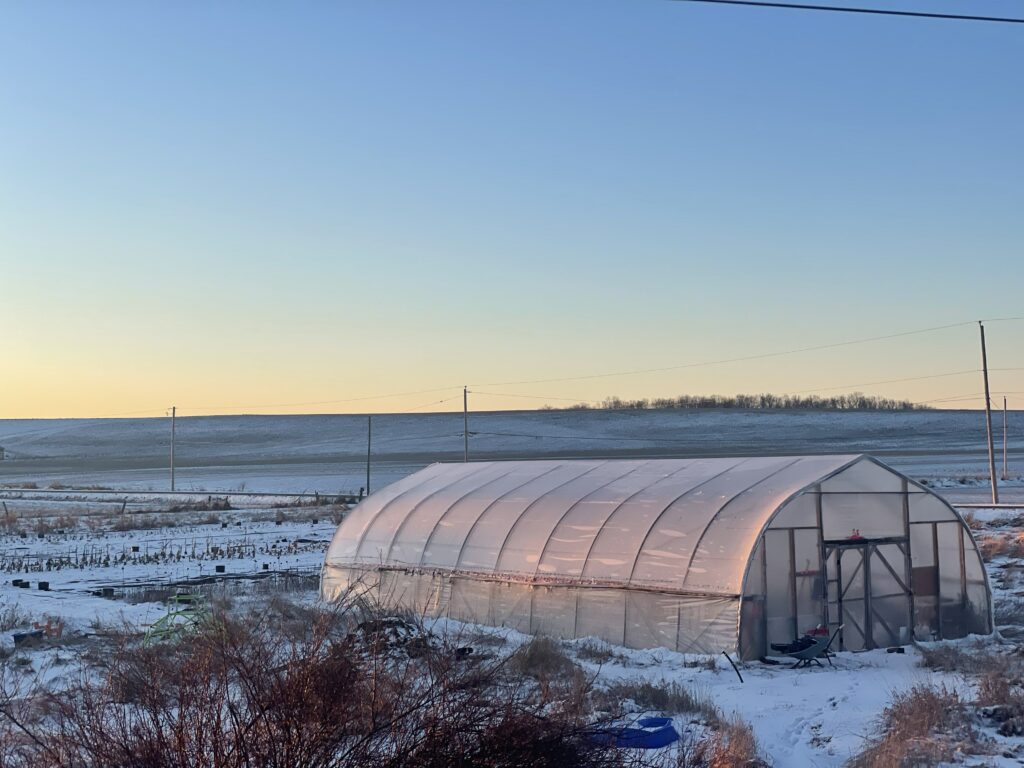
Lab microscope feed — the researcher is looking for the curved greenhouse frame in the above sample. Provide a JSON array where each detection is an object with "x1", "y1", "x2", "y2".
[{"x1": 321, "y1": 455, "x2": 991, "y2": 658}]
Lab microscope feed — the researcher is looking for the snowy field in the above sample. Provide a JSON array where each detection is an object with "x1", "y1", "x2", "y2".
[
  {"x1": 1, "y1": 498, "x2": 1023, "y2": 764},
  {"x1": 0, "y1": 409, "x2": 1020, "y2": 502},
  {"x1": 1, "y1": 410, "x2": 1023, "y2": 764}
]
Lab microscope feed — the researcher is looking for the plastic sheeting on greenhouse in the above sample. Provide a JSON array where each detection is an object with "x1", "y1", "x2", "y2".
[{"x1": 321, "y1": 455, "x2": 991, "y2": 659}]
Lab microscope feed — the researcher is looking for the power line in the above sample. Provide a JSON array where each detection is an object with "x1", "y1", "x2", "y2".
[
  {"x1": 103, "y1": 359, "x2": 1024, "y2": 418},
  {"x1": 471, "y1": 391, "x2": 597, "y2": 403},
  {"x1": 472, "y1": 320, "x2": 978, "y2": 388},
  {"x1": 398, "y1": 360, "x2": 1024, "y2": 413},
  {"x1": 91, "y1": 407, "x2": 170, "y2": 419},
  {"x1": 474, "y1": 317, "x2": 1024, "y2": 390},
  {"x1": 181, "y1": 386, "x2": 461, "y2": 414},
  {"x1": 919, "y1": 392, "x2": 984, "y2": 404},
  {"x1": 667, "y1": 0, "x2": 1024, "y2": 24},
  {"x1": 397, "y1": 395, "x2": 463, "y2": 413},
  {"x1": 23, "y1": 316, "x2": 1023, "y2": 419},
  {"x1": 783, "y1": 369, "x2": 980, "y2": 395}
]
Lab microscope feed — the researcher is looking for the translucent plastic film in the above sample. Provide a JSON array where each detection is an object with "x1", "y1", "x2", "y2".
[{"x1": 325, "y1": 456, "x2": 862, "y2": 594}]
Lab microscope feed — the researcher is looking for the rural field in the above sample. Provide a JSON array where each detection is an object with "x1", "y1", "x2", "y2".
[
  {"x1": 0, "y1": 409, "x2": 1021, "y2": 501},
  {"x1": 0, "y1": 410, "x2": 1022, "y2": 765}
]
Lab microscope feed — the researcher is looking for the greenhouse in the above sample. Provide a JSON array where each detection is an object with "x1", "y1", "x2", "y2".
[{"x1": 321, "y1": 455, "x2": 991, "y2": 659}]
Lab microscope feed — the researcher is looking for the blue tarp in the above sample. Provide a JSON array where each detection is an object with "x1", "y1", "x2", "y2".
[{"x1": 589, "y1": 717, "x2": 680, "y2": 749}]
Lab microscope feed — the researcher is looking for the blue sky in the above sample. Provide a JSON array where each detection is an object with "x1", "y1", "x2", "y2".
[{"x1": 1, "y1": 1, "x2": 1021, "y2": 416}]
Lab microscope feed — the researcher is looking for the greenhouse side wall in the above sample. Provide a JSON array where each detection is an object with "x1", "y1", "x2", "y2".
[{"x1": 322, "y1": 564, "x2": 740, "y2": 654}]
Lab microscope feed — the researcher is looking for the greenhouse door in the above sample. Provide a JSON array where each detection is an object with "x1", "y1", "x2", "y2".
[{"x1": 824, "y1": 541, "x2": 912, "y2": 651}]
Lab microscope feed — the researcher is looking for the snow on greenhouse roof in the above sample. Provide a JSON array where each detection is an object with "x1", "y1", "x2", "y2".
[{"x1": 325, "y1": 455, "x2": 873, "y2": 596}]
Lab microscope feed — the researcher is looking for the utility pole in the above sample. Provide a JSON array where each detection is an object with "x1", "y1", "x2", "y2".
[
  {"x1": 463, "y1": 386, "x2": 469, "y2": 463},
  {"x1": 169, "y1": 406, "x2": 176, "y2": 492},
  {"x1": 1004, "y1": 396, "x2": 1009, "y2": 481},
  {"x1": 365, "y1": 415, "x2": 372, "y2": 496},
  {"x1": 979, "y1": 322, "x2": 999, "y2": 504}
]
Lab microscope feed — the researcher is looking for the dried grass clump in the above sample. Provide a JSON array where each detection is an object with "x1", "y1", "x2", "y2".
[
  {"x1": 598, "y1": 680, "x2": 718, "y2": 722},
  {"x1": 0, "y1": 510, "x2": 18, "y2": 534},
  {"x1": 977, "y1": 531, "x2": 1024, "y2": 562},
  {"x1": 675, "y1": 719, "x2": 765, "y2": 768},
  {"x1": 110, "y1": 514, "x2": 173, "y2": 532},
  {"x1": 706, "y1": 718, "x2": 764, "y2": 767},
  {"x1": 509, "y1": 635, "x2": 580, "y2": 680},
  {"x1": 918, "y1": 642, "x2": 1013, "y2": 676},
  {"x1": 977, "y1": 670, "x2": 1014, "y2": 707},
  {"x1": 848, "y1": 683, "x2": 977, "y2": 768},
  {"x1": 917, "y1": 643, "x2": 972, "y2": 670},
  {"x1": 573, "y1": 640, "x2": 628, "y2": 666}
]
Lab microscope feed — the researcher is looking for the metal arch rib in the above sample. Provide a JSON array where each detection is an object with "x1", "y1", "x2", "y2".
[
  {"x1": 734, "y1": 454, "x2": 864, "y2": 606},
  {"x1": 383, "y1": 464, "x2": 515, "y2": 566},
  {"x1": 426, "y1": 463, "x2": 566, "y2": 571},
  {"x1": 407, "y1": 462, "x2": 520, "y2": 573},
  {"x1": 577, "y1": 461, "x2": 697, "y2": 581},
  {"x1": 673, "y1": 457, "x2": 806, "y2": 590},
  {"x1": 622, "y1": 458, "x2": 753, "y2": 587},
  {"x1": 531, "y1": 461, "x2": 656, "y2": 581},
  {"x1": 479, "y1": 462, "x2": 609, "y2": 574},
  {"x1": 349, "y1": 466, "x2": 453, "y2": 562}
]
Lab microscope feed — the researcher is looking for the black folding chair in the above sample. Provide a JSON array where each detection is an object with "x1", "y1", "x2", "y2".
[{"x1": 785, "y1": 624, "x2": 844, "y2": 668}]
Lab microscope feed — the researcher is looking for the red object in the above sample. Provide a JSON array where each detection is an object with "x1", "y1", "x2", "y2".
[{"x1": 847, "y1": 528, "x2": 864, "y2": 540}]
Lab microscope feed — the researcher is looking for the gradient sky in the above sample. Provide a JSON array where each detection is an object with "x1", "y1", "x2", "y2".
[{"x1": 1, "y1": 1, "x2": 1021, "y2": 418}]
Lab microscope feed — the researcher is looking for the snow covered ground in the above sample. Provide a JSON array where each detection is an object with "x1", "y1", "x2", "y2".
[
  {"x1": 0, "y1": 501, "x2": 1022, "y2": 765},
  {"x1": 426, "y1": 620, "x2": 990, "y2": 767},
  {"x1": 0, "y1": 508, "x2": 335, "y2": 644}
]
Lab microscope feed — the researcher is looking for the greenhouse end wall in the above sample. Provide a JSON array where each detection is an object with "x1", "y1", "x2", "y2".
[
  {"x1": 322, "y1": 565, "x2": 740, "y2": 654},
  {"x1": 739, "y1": 459, "x2": 992, "y2": 658}
]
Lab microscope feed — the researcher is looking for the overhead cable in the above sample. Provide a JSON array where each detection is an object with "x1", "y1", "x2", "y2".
[{"x1": 667, "y1": 0, "x2": 1024, "y2": 24}]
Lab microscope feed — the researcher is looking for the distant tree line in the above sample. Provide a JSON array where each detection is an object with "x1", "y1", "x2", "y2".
[{"x1": 544, "y1": 392, "x2": 925, "y2": 412}]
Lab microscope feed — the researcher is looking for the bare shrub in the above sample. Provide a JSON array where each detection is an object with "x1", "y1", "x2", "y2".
[
  {"x1": 0, "y1": 606, "x2": 31, "y2": 633},
  {"x1": 0, "y1": 605, "x2": 646, "y2": 768},
  {"x1": 264, "y1": 594, "x2": 325, "y2": 641},
  {"x1": 848, "y1": 683, "x2": 976, "y2": 767}
]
